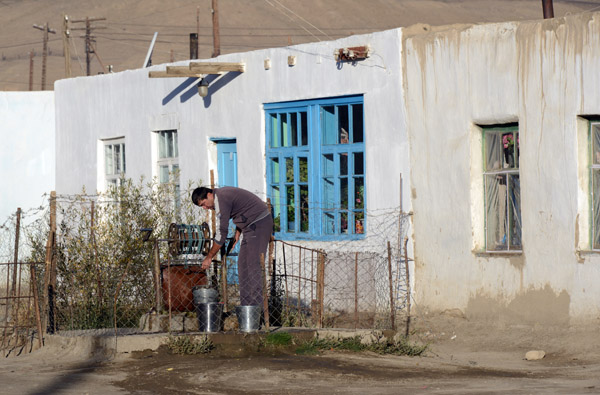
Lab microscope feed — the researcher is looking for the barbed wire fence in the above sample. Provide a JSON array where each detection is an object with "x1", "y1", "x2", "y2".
[{"x1": 1, "y1": 182, "x2": 415, "y2": 349}]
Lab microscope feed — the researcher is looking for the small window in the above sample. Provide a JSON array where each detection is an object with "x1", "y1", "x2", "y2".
[
  {"x1": 156, "y1": 130, "x2": 180, "y2": 207},
  {"x1": 482, "y1": 124, "x2": 521, "y2": 252},
  {"x1": 104, "y1": 139, "x2": 126, "y2": 189}
]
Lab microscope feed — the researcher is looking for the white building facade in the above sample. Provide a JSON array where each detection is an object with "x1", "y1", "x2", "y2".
[{"x1": 55, "y1": 12, "x2": 600, "y2": 325}]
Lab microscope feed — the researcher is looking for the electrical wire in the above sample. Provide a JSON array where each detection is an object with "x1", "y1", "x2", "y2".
[
  {"x1": 264, "y1": 0, "x2": 324, "y2": 43},
  {"x1": 267, "y1": 0, "x2": 334, "y2": 41}
]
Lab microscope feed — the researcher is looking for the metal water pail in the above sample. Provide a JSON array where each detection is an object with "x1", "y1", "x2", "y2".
[
  {"x1": 236, "y1": 305, "x2": 262, "y2": 332},
  {"x1": 196, "y1": 302, "x2": 224, "y2": 332},
  {"x1": 192, "y1": 285, "x2": 219, "y2": 305}
]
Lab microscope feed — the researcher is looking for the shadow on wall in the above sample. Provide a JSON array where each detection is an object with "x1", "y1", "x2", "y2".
[
  {"x1": 161, "y1": 72, "x2": 244, "y2": 106},
  {"x1": 466, "y1": 284, "x2": 570, "y2": 326}
]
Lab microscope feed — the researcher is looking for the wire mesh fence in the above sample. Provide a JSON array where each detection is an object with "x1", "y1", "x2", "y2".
[{"x1": 0, "y1": 181, "x2": 413, "y2": 347}]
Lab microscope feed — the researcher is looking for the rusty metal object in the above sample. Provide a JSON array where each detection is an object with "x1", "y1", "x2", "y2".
[{"x1": 161, "y1": 264, "x2": 208, "y2": 312}]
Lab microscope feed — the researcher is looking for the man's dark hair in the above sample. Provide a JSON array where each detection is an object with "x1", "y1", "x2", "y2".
[{"x1": 191, "y1": 187, "x2": 213, "y2": 206}]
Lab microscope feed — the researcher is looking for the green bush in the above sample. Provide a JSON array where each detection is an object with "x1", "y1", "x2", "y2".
[{"x1": 27, "y1": 176, "x2": 207, "y2": 330}]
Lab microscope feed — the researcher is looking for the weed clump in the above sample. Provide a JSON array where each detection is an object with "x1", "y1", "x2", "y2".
[
  {"x1": 165, "y1": 335, "x2": 214, "y2": 355},
  {"x1": 295, "y1": 333, "x2": 427, "y2": 356}
]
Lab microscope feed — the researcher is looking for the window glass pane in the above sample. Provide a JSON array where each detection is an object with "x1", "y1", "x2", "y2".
[
  {"x1": 594, "y1": 170, "x2": 600, "y2": 248},
  {"x1": 272, "y1": 186, "x2": 281, "y2": 232},
  {"x1": 159, "y1": 165, "x2": 170, "y2": 184},
  {"x1": 301, "y1": 112, "x2": 308, "y2": 146},
  {"x1": 340, "y1": 211, "x2": 348, "y2": 234},
  {"x1": 285, "y1": 157, "x2": 294, "y2": 182},
  {"x1": 322, "y1": 154, "x2": 334, "y2": 177},
  {"x1": 121, "y1": 144, "x2": 126, "y2": 173},
  {"x1": 115, "y1": 144, "x2": 122, "y2": 173},
  {"x1": 352, "y1": 104, "x2": 364, "y2": 143},
  {"x1": 121, "y1": 144, "x2": 127, "y2": 173},
  {"x1": 323, "y1": 177, "x2": 335, "y2": 209},
  {"x1": 485, "y1": 132, "x2": 503, "y2": 171},
  {"x1": 299, "y1": 157, "x2": 308, "y2": 182},
  {"x1": 286, "y1": 185, "x2": 295, "y2": 232},
  {"x1": 322, "y1": 105, "x2": 336, "y2": 145},
  {"x1": 105, "y1": 145, "x2": 113, "y2": 175},
  {"x1": 271, "y1": 157, "x2": 280, "y2": 183},
  {"x1": 173, "y1": 132, "x2": 179, "y2": 157},
  {"x1": 508, "y1": 174, "x2": 522, "y2": 249},
  {"x1": 340, "y1": 178, "x2": 348, "y2": 209},
  {"x1": 270, "y1": 114, "x2": 280, "y2": 148},
  {"x1": 485, "y1": 173, "x2": 507, "y2": 250},
  {"x1": 281, "y1": 113, "x2": 289, "y2": 147},
  {"x1": 291, "y1": 113, "x2": 298, "y2": 146},
  {"x1": 354, "y1": 211, "x2": 364, "y2": 234},
  {"x1": 300, "y1": 185, "x2": 309, "y2": 233},
  {"x1": 503, "y1": 132, "x2": 518, "y2": 169},
  {"x1": 168, "y1": 132, "x2": 175, "y2": 158},
  {"x1": 159, "y1": 132, "x2": 167, "y2": 158},
  {"x1": 593, "y1": 124, "x2": 600, "y2": 165},
  {"x1": 338, "y1": 105, "x2": 349, "y2": 144},
  {"x1": 354, "y1": 177, "x2": 364, "y2": 209},
  {"x1": 354, "y1": 152, "x2": 364, "y2": 175},
  {"x1": 323, "y1": 212, "x2": 335, "y2": 234},
  {"x1": 339, "y1": 153, "x2": 348, "y2": 176}
]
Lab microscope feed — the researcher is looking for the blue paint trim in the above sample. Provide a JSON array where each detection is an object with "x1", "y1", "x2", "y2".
[{"x1": 265, "y1": 95, "x2": 366, "y2": 241}]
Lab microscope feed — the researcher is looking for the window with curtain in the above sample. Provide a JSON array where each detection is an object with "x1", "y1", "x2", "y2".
[{"x1": 483, "y1": 124, "x2": 521, "y2": 252}]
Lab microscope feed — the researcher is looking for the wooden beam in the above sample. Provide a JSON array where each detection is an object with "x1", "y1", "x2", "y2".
[
  {"x1": 189, "y1": 62, "x2": 245, "y2": 73},
  {"x1": 148, "y1": 71, "x2": 203, "y2": 78}
]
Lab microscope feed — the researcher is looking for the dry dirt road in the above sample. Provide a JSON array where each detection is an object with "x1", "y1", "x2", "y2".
[{"x1": 2, "y1": 316, "x2": 600, "y2": 394}]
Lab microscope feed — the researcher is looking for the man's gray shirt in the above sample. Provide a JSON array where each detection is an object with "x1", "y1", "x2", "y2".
[{"x1": 213, "y1": 187, "x2": 270, "y2": 245}]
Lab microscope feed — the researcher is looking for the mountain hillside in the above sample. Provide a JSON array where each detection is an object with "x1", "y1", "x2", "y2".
[{"x1": 1, "y1": 0, "x2": 599, "y2": 91}]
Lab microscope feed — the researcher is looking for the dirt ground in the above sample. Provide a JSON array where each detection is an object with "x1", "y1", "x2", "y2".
[{"x1": 2, "y1": 314, "x2": 600, "y2": 394}]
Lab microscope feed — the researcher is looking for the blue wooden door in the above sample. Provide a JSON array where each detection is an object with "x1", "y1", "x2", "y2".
[{"x1": 216, "y1": 139, "x2": 240, "y2": 284}]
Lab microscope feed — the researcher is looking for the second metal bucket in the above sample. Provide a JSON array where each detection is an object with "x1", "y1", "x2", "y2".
[
  {"x1": 196, "y1": 302, "x2": 224, "y2": 332},
  {"x1": 235, "y1": 305, "x2": 262, "y2": 332}
]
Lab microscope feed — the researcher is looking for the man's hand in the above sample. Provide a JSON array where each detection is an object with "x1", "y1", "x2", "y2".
[
  {"x1": 201, "y1": 256, "x2": 212, "y2": 271},
  {"x1": 230, "y1": 229, "x2": 241, "y2": 250},
  {"x1": 202, "y1": 241, "x2": 222, "y2": 271}
]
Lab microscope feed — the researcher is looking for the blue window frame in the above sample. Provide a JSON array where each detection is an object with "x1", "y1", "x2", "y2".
[{"x1": 266, "y1": 95, "x2": 365, "y2": 240}]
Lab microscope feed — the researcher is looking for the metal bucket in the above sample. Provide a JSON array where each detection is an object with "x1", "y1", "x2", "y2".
[
  {"x1": 236, "y1": 305, "x2": 262, "y2": 332},
  {"x1": 192, "y1": 285, "x2": 219, "y2": 305},
  {"x1": 196, "y1": 302, "x2": 224, "y2": 332}
]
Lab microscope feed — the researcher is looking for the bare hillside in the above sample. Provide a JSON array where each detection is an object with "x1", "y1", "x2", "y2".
[{"x1": 1, "y1": 0, "x2": 599, "y2": 91}]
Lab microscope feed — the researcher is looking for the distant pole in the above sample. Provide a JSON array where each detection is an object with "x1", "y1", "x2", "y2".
[
  {"x1": 70, "y1": 16, "x2": 106, "y2": 75},
  {"x1": 196, "y1": 5, "x2": 200, "y2": 56},
  {"x1": 62, "y1": 14, "x2": 72, "y2": 78},
  {"x1": 542, "y1": 0, "x2": 554, "y2": 18},
  {"x1": 211, "y1": 0, "x2": 221, "y2": 57},
  {"x1": 42, "y1": 24, "x2": 49, "y2": 89},
  {"x1": 190, "y1": 33, "x2": 198, "y2": 59},
  {"x1": 28, "y1": 51, "x2": 34, "y2": 91},
  {"x1": 85, "y1": 18, "x2": 91, "y2": 75},
  {"x1": 32, "y1": 23, "x2": 56, "y2": 91}
]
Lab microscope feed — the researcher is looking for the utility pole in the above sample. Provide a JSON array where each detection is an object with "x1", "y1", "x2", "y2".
[
  {"x1": 196, "y1": 6, "x2": 200, "y2": 57},
  {"x1": 211, "y1": 0, "x2": 221, "y2": 57},
  {"x1": 33, "y1": 23, "x2": 56, "y2": 91},
  {"x1": 70, "y1": 16, "x2": 106, "y2": 76},
  {"x1": 28, "y1": 51, "x2": 34, "y2": 91},
  {"x1": 62, "y1": 14, "x2": 72, "y2": 77}
]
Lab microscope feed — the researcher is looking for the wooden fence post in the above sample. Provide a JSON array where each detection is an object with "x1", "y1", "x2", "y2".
[
  {"x1": 260, "y1": 253, "x2": 269, "y2": 330},
  {"x1": 387, "y1": 241, "x2": 396, "y2": 331},
  {"x1": 317, "y1": 251, "x2": 325, "y2": 328}
]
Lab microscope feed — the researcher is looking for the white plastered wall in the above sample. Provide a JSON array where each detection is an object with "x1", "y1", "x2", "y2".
[{"x1": 404, "y1": 13, "x2": 600, "y2": 324}]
